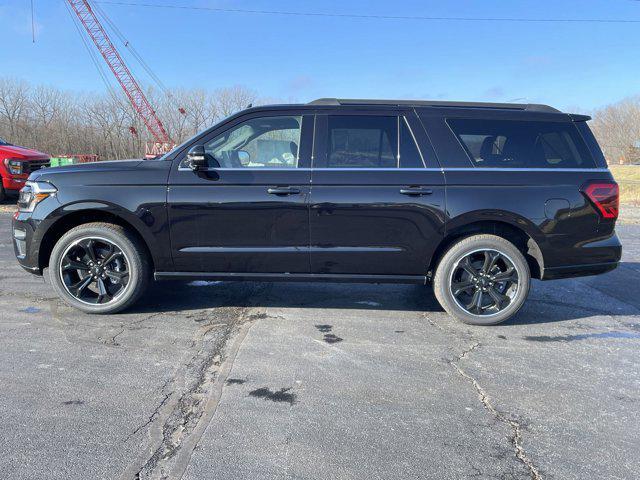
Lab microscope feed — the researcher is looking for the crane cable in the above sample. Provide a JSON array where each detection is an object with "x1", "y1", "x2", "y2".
[
  {"x1": 64, "y1": 0, "x2": 119, "y2": 102},
  {"x1": 90, "y1": 1, "x2": 187, "y2": 115},
  {"x1": 64, "y1": 0, "x2": 134, "y2": 154}
]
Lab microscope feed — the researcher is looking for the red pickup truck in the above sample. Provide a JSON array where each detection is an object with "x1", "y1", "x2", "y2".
[{"x1": 0, "y1": 137, "x2": 50, "y2": 201}]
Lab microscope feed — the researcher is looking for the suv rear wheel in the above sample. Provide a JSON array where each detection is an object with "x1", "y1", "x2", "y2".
[
  {"x1": 48, "y1": 222, "x2": 150, "y2": 314},
  {"x1": 433, "y1": 234, "x2": 530, "y2": 325}
]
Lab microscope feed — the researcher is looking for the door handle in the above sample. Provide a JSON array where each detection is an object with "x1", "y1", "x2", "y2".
[
  {"x1": 399, "y1": 187, "x2": 433, "y2": 196},
  {"x1": 267, "y1": 186, "x2": 301, "y2": 195}
]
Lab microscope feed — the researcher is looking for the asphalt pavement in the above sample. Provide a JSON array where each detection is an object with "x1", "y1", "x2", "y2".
[{"x1": 0, "y1": 210, "x2": 638, "y2": 480}]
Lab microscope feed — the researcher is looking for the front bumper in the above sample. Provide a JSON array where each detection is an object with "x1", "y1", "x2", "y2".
[
  {"x1": 12, "y1": 212, "x2": 43, "y2": 275},
  {"x1": 2, "y1": 174, "x2": 28, "y2": 192}
]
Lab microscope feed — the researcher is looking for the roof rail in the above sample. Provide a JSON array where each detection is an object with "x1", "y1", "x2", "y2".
[{"x1": 307, "y1": 98, "x2": 561, "y2": 113}]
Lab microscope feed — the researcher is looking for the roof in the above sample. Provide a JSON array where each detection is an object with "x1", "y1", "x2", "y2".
[{"x1": 307, "y1": 98, "x2": 561, "y2": 114}]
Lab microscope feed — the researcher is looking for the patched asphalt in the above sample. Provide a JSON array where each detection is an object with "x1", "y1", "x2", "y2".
[{"x1": 0, "y1": 210, "x2": 638, "y2": 479}]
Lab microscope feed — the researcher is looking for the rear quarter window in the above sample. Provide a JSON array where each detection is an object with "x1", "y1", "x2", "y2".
[{"x1": 447, "y1": 118, "x2": 596, "y2": 169}]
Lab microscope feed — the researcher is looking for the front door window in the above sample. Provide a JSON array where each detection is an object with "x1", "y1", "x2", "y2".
[{"x1": 202, "y1": 116, "x2": 302, "y2": 169}]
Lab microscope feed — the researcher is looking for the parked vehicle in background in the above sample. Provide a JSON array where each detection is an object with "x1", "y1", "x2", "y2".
[
  {"x1": 0, "y1": 137, "x2": 50, "y2": 202},
  {"x1": 12, "y1": 99, "x2": 621, "y2": 325}
]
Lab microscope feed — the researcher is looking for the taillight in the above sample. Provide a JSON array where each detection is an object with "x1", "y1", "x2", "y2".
[{"x1": 581, "y1": 181, "x2": 619, "y2": 220}]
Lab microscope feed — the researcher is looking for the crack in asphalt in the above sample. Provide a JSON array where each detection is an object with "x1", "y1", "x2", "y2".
[
  {"x1": 126, "y1": 392, "x2": 173, "y2": 442},
  {"x1": 122, "y1": 285, "x2": 271, "y2": 480},
  {"x1": 450, "y1": 342, "x2": 542, "y2": 480},
  {"x1": 107, "y1": 327, "x2": 126, "y2": 347}
]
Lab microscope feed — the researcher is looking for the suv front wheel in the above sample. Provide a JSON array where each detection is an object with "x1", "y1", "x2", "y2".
[
  {"x1": 49, "y1": 222, "x2": 150, "y2": 314},
  {"x1": 433, "y1": 234, "x2": 531, "y2": 325}
]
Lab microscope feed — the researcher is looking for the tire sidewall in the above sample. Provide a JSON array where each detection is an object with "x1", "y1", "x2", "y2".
[
  {"x1": 49, "y1": 224, "x2": 144, "y2": 314},
  {"x1": 434, "y1": 235, "x2": 531, "y2": 325}
]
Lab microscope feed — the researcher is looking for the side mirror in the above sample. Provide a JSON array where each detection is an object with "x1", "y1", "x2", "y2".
[
  {"x1": 237, "y1": 150, "x2": 250, "y2": 166},
  {"x1": 186, "y1": 145, "x2": 207, "y2": 170}
]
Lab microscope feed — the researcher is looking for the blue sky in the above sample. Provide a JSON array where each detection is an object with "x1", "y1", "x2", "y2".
[{"x1": 2, "y1": 0, "x2": 640, "y2": 112}]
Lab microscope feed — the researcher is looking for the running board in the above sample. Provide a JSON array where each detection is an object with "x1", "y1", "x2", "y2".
[{"x1": 154, "y1": 271, "x2": 427, "y2": 285}]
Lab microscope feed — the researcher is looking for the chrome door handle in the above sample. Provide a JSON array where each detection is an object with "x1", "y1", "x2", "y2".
[
  {"x1": 399, "y1": 188, "x2": 433, "y2": 196},
  {"x1": 267, "y1": 187, "x2": 301, "y2": 195}
]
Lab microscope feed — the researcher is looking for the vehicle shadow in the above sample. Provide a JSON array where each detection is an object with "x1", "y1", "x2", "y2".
[{"x1": 129, "y1": 262, "x2": 640, "y2": 326}]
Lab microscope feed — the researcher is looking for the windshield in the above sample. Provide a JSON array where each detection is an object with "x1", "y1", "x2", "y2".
[{"x1": 0, "y1": 137, "x2": 9, "y2": 146}]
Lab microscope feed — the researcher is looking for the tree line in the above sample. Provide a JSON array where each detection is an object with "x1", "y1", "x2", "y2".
[
  {"x1": 0, "y1": 77, "x2": 261, "y2": 159},
  {"x1": 1, "y1": 76, "x2": 639, "y2": 164}
]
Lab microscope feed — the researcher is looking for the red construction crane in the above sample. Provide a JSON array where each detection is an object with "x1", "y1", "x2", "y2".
[{"x1": 66, "y1": 0, "x2": 174, "y2": 156}]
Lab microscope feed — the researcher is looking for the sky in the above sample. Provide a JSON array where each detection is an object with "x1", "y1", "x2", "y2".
[{"x1": 1, "y1": 0, "x2": 640, "y2": 113}]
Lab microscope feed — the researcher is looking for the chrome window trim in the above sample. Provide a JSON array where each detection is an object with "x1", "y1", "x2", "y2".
[
  {"x1": 441, "y1": 167, "x2": 610, "y2": 172},
  {"x1": 402, "y1": 116, "x2": 426, "y2": 168},
  {"x1": 178, "y1": 166, "x2": 609, "y2": 173}
]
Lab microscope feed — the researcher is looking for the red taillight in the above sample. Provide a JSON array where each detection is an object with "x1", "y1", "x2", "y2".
[{"x1": 582, "y1": 181, "x2": 619, "y2": 220}]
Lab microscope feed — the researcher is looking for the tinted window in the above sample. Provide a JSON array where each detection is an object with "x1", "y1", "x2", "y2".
[
  {"x1": 576, "y1": 122, "x2": 606, "y2": 166},
  {"x1": 198, "y1": 116, "x2": 302, "y2": 168},
  {"x1": 326, "y1": 115, "x2": 397, "y2": 168},
  {"x1": 448, "y1": 119, "x2": 595, "y2": 168},
  {"x1": 321, "y1": 115, "x2": 425, "y2": 168}
]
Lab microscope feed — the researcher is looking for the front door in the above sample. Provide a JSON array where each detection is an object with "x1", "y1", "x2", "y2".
[
  {"x1": 309, "y1": 110, "x2": 446, "y2": 276},
  {"x1": 168, "y1": 112, "x2": 313, "y2": 273}
]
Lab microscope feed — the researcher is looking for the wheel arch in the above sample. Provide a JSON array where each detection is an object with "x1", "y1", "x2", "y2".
[
  {"x1": 38, "y1": 207, "x2": 156, "y2": 272},
  {"x1": 428, "y1": 218, "x2": 544, "y2": 280}
]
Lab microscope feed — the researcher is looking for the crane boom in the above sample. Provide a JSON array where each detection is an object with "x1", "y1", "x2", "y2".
[{"x1": 66, "y1": 0, "x2": 172, "y2": 149}]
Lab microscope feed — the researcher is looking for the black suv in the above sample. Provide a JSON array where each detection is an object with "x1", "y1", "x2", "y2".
[{"x1": 12, "y1": 99, "x2": 621, "y2": 325}]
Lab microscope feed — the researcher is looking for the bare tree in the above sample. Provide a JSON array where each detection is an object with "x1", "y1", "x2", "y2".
[
  {"x1": 0, "y1": 77, "x2": 267, "y2": 160},
  {"x1": 591, "y1": 97, "x2": 640, "y2": 165},
  {"x1": 0, "y1": 78, "x2": 30, "y2": 139}
]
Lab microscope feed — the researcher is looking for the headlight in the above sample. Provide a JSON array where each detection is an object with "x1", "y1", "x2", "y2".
[
  {"x1": 4, "y1": 158, "x2": 23, "y2": 175},
  {"x1": 18, "y1": 181, "x2": 57, "y2": 213}
]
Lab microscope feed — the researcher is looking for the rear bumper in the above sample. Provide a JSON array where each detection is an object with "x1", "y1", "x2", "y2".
[
  {"x1": 541, "y1": 232, "x2": 622, "y2": 280},
  {"x1": 542, "y1": 261, "x2": 619, "y2": 280}
]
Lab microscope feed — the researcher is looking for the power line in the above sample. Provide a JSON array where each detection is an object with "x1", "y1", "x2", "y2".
[
  {"x1": 95, "y1": 1, "x2": 640, "y2": 23},
  {"x1": 64, "y1": 0, "x2": 119, "y2": 101},
  {"x1": 92, "y1": 1, "x2": 187, "y2": 115}
]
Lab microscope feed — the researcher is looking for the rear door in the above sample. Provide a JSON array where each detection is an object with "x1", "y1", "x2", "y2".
[
  {"x1": 308, "y1": 108, "x2": 446, "y2": 276},
  {"x1": 168, "y1": 111, "x2": 313, "y2": 273}
]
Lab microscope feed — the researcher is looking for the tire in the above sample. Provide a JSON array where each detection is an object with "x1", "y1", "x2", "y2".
[
  {"x1": 433, "y1": 234, "x2": 531, "y2": 325},
  {"x1": 0, "y1": 180, "x2": 6, "y2": 202},
  {"x1": 48, "y1": 222, "x2": 151, "y2": 314}
]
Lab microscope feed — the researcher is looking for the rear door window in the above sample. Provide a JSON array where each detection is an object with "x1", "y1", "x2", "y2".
[
  {"x1": 317, "y1": 115, "x2": 426, "y2": 168},
  {"x1": 447, "y1": 118, "x2": 595, "y2": 168},
  {"x1": 327, "y1": 115, "x2": 397, "y2": 168}
]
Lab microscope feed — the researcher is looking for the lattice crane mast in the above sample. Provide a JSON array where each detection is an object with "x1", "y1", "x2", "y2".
[{"x1": 66, "y1": 0, "x2": 174, "y2": 156}]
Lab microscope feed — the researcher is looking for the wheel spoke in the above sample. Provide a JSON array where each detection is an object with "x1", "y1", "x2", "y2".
[
  {"x1": 68, "y1": 275, "x2": 93, "y2": 297},
  {"x1": 105, "y1": 269, "x2": 128, "y2": 284},
  {"x1": 466, "y1": 289, "x2": 483, "y2": 314},
  {"x1": 452, "y1": 280, "x2": 475, "y2": 296},
  {"x1": 96, "y1": 278, "x2": 112, "y2": 304},
  {"x1": 62, "y1": 259, "x2": 90, "y2": 271},
  {"x1": 103, "y1": 250, "x2": 123, "y2": 266},
  {"x1": 487, "y1": 287, "x2": 510, "y2": 310},
  {"x1": 482, "y1": 251, "x2": 500, "y2": 274},
  {"x1": 492, "y1": 267, "x2": 517, "y2": 283},
  {"x1": 80, "y1": 239, "x2": 98, "y2": 263},
  {"x1": 460, "y1": 257, "x2": 478, "y2": 277}
]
